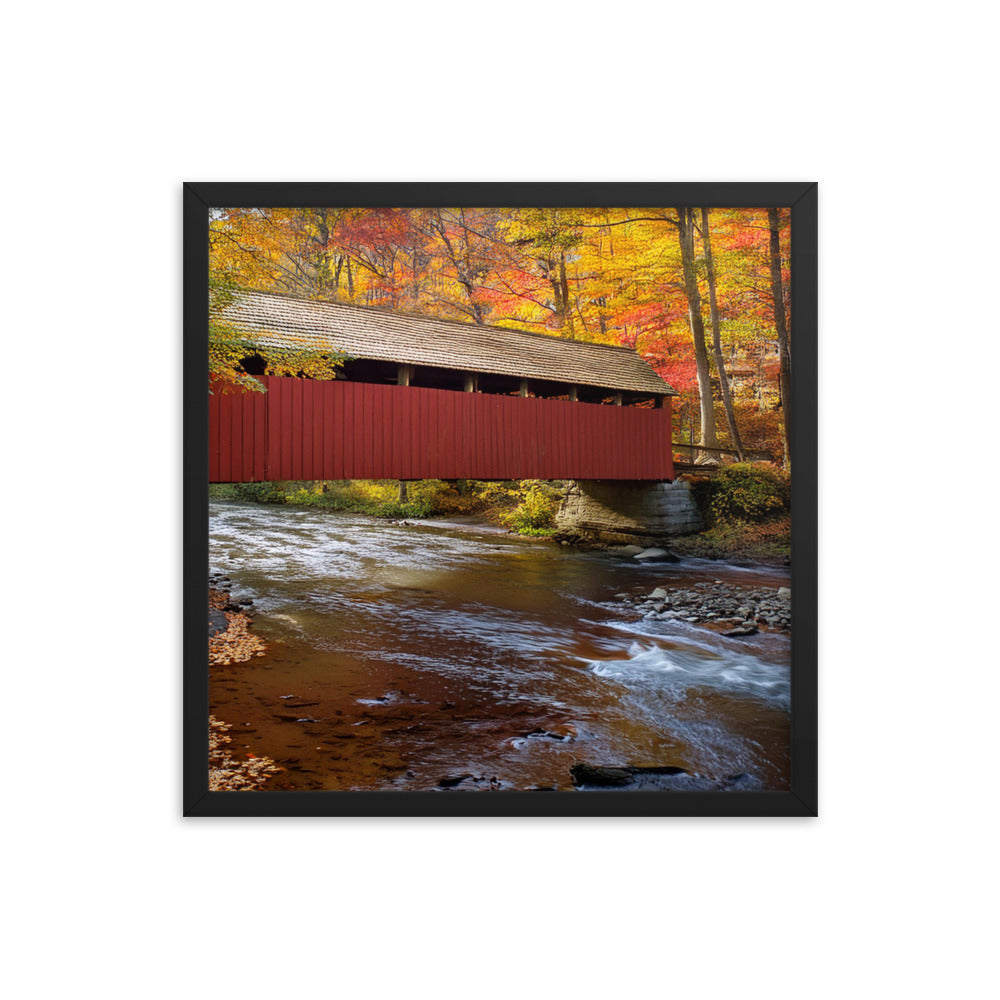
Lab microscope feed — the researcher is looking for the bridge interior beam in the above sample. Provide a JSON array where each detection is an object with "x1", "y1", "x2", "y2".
[{"x1": 250, "y1": 349, "x2": 666, "y2": 407}]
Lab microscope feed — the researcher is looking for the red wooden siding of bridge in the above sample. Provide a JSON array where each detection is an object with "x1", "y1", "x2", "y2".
[{"x1": 210, "y1": 376, "x2": 673, "y2": 482}]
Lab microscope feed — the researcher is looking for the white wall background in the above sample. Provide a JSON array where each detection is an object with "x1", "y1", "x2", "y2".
[{"x1": 5, "y1": 2, "x2": 995, "y2": 997}]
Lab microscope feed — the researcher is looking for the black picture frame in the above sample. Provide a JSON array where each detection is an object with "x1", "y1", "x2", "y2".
[{"x1": 184, "y1": 181, "x2": 817, "y2": 818}]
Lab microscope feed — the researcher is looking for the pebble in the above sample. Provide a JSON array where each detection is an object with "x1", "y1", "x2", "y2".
[{"x1": 616, "y1": 579, "x2": 792, "y2": 632}]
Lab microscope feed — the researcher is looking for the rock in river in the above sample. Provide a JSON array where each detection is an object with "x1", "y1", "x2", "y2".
[
  {"x1": 208, "y1": 608, "x2": 229, "y2": 637},
  {"x1": 633, "y1": 547, "x2": 679, "y2": 562},
  {"x1": 438, "y1": 773, "x2": 475, "y2": 788},
  {"x1": 722, "y1": 624, "x2": 759, "y2": 637}
]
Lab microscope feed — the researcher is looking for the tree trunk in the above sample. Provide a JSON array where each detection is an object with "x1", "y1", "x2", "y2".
[
  {"x1": 559, "y1": 251, "x2": 574, "y2": 337},
  {"x1": 700, "y1": 208, "x2": 745, "y2": 460},
  {"x1": 315, "y1": 210, "x2": 331, "y2": 297},
  {"x1": 676, "y1": 207, "x2": 718, "y2": 454},
  {"x1": 768, "y1": 208, "x2": 792, "y2": 470},
  {"x1": 398, "y1": 481, "x2": 408, "y2": 503}
]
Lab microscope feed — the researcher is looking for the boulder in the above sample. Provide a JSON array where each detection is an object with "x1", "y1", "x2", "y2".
[
  {"x1": 722, "y1": 624, "x2": 759, "y2": 637},
  {"x1": 208, "y1": 608, "x2": 229, "y2": 637},
  {"x1": 569, "y1": 764, "x2": 635, "y2": 787},
  {"x1": 777, "y1": 587, "x2": 791, "y2": 602},
  {"x1": 438, "y1": 773, "x2": 474, "y2": 788},
  {"x1": 634, "y1": 547, "x2": 679, "y2": 562},
  {"x1": 570, "y1": 763, "x2": 692, "y2": 790}
]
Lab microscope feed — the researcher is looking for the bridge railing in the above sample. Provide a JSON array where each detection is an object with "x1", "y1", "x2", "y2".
[{"x1": 671, "y1": 442, "x2": 775, "y2": 465}]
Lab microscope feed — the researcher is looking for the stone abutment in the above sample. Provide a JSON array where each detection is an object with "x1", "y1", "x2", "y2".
[{"x1": 554, "y1": 479, "x2": 703, "y2": 546}]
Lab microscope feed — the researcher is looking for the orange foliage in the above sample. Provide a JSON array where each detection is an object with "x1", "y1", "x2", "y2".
[{"x1": 209, "y1": 205, "x2": 791, "y2": 432}]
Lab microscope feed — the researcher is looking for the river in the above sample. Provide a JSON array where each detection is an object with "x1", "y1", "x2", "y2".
[{"x1": 209, "y1": 499, "x2": 791, "y2": 792}]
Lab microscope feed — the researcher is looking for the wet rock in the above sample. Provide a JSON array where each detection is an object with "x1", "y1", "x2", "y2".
[
  {"x1": 633, "y1": 547, "x2": 679, "y2": 562},
  {"x1": 571, "y1": 763, "x2": 690, "y2": 789},
  {"x1": 618, "y1": 545, "x2": 645, "y2": 555},
  {"x1": 720, "y1": 772, "x2": 760, "y2": 790},
  {"x1": 523, "y1": 727, "x2": 571, "y2": 741},
  {"x1": 570, "y1": 762, "x2": 760, "y2": 792},
  {"x1": 649, "y1": 587, "x2": 669, "y2": 600},
  {"x1": 777, "y1": 587, "x2": 791, "y2": 602},
  {"x1": 722, "y1": 624, "x2": 759, "y2": 637},
  {"x1": 208, "y1": 608, "x2": 229, "y2": 637},
  {"x1": 438, "y1": 773, "x2": 474, "y2": 788},
  {"x1": 570, "y1": 764, "x2": 635, "y2": 786}
]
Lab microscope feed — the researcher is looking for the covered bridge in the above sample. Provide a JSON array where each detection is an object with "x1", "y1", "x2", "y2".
[{"x1": 210, "y1": 290, "x2": 677, "y2": 482}]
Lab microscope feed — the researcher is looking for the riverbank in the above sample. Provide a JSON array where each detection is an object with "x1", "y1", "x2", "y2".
[
  {"x1": 667, "y1": 515, "x2": 791, "y2": 565},
  {"x1": 208, "y1": 575, "x2": 281, "y2": 790},
  {"x1": 208, "y1": 715, "x2": 282, "y2": 791},
  {"x1": 207, "y1": 479, "x2": 561, "y2": 536}
]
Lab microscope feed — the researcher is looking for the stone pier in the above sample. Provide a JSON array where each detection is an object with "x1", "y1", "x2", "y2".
[{"x1": 554, "y1": 479, "x2": 703, "y2": 546}]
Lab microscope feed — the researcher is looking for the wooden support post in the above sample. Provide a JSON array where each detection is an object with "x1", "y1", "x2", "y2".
[
  {"x1": 519, "y1": 379, "x2": 529, "y2": 397},
  {"x1": 654, "y1": 396, "x2": 664, "y2": 409},
  {"x1": 613, "y1": 392, "x2": 623, "y2": 406},
  {"x1": 568, "y1": 385, "x2": 578, "y2": 402},
  {"x1": 397, "y1": 364, "x2": 413, "y2": 387},
  {"x1": 464, "y1": 373, "x2": 478, "y2": 392}
]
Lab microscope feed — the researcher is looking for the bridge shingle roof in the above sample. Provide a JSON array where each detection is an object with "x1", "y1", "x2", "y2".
[{"x1": 220, "y1": 290, "x2": 677, "y2": 396}]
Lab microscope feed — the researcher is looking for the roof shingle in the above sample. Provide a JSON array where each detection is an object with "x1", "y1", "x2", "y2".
[{"x1": 220, "y1": 290, "x2": 677, "y2": 396}]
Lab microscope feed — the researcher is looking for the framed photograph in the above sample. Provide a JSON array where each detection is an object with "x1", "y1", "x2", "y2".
[{"x1": 183, "y1": 182, "x2": 817, "y2": 817}]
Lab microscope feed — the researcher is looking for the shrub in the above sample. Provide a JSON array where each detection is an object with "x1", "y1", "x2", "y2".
[
  {"x1": 700, "y1": 463, "x2": 790, "y2": 526},
  {"x1": 670, "y1": 515, "x2": 791, "y2": 562},
  {"x1": 208, "y1": 484, "x2": 240, "y2": 500},
  {"x1": 498, "y1": 480, "x2": 561, "y2": 534},
  {"x1": 210, "y1": 476, "x2": 563, "y2": 531},
  {"x1": 232, "y1": 481, "x2": 290, "y2": 504}
]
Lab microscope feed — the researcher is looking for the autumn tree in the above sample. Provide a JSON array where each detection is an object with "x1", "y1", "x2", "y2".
[
  {"x1": 675, "y1": 206, "x2": 718, "y2": 454},
  {"x1": 206, "y1": 203, "x2": 789, "y2": 459},
  {"x1": 768, "y1": 207, "x2": 792, "y2": 468},
  {"x1": 701, "y1": 208, "x2": 745, "y2": 460},
  {"x1": 208, "y1": 273, "x2": 345, "y2": 394}
]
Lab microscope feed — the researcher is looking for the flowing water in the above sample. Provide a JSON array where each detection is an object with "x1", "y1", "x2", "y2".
[{"x1": 209, "y1": 499, "x2": 791, "y2": 791}]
